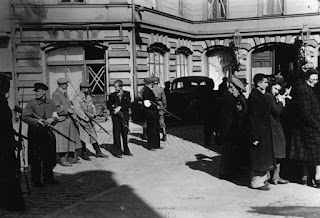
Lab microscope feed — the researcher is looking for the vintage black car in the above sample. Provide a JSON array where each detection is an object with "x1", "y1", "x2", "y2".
[{"x1": 167, "y1": 76, "x2": 215, "y2": 121}]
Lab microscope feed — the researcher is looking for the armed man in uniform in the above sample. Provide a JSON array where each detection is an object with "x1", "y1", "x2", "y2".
[
  {"x1": 72, "y1": 81, "x2": 108, "y2": 159},
  {"x1": 22, "y1": 83, "x2": 59, "y2": 187},
  {"x1": 152, "y1": 77, "x2": 167, "y2": 141},
  {"x1": 52, "y1": 78, "x2": 82, "y2": 166}
]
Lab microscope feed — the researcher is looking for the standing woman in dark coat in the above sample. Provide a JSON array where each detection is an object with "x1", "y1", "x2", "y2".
[
  {"x1": 0, "y1": 74, "x2": 25, "y2": 211},
  {"x1": 247, "y1": 73, "x2": 275, "y2": 190},
  {"x1": 265, "y1": 79, "x2": 289, "y2": 185},
  {"x1": 289, "y1": 69, "x2": 320, "y2": 187}
]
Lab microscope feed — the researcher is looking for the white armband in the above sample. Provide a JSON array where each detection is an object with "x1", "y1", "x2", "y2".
[{"x1": 52, "y1": 111, "x2": 59, "y2": 119}]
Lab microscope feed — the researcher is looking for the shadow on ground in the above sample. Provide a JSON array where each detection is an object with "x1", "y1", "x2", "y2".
[
  {"x1": 0, "y1": 170, "x2": 161, "y2": 218},
  {"x1": 249, "y1": 206, "x2": 320, "y2": 218},
  {"x1": 186, "y1": 154, "x2": 249, "y2": 187}
]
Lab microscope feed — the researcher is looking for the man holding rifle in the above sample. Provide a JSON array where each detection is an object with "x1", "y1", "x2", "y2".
[
  {"x1": 107, "y1": 80, "x2": 132, "y2": 158},
  {"x1": 72, "y1": 82, "x2": 108, "y2": 158},
  {"x1": 52, "y1": 78, "x2": 82, "y2": 166},
  {"x1": 22, "y1": 83, "x2": 59, "y2": 187}
]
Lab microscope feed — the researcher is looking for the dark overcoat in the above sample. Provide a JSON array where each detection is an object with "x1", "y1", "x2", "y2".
[
  {"x1": 265, "y1": 92, "x2": 286, "y2": 159},
  {"x1": 0, "y1": 95, "x2": 25, "y2": 210},
  {"x1": 142, "y1": 86, "x2": 160, "y2": 149},
  {"x1": 247, "y1": 88, "x2": 275, "y2": 172},
  {"x1": 289, "y1": 83, "x2": 320, "y2": 163}
]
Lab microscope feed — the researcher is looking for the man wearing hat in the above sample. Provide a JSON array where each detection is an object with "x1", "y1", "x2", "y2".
[
  {"x1": 52, "y1": 78, "x2": 82, "y2": 166},
  {"x1": 218, "y1": 76, "x2": 243, "y2": 180},
  {"x1": 142, "y1": 77, "x2": 161, "y2": 150},
  {"x1": 152, "y1": 77, "x2": 168, "y2": 141},
  {"x1": 72, "y1": 81, "x2": 108, "y2": 158},
  {"x1": 0, "y1": 74, "x2": 25, "y2": 211},
  {"x1": 22, "y1": 83, "x2": 59, "y2": 187}
]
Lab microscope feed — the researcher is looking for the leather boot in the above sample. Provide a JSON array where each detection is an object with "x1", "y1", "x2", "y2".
[
  {"x1": 59, "y1": 154, "x2": 71, "y2": 167},
  {"x1": 93, "y1": 143, "x2": 108, "y2": 158},
  {"x1": 162, "y1": 128, "x2": 167, "y2": 141},
  {"x1": 80, "y1": 142, "x2": 91, "y2": 161}
]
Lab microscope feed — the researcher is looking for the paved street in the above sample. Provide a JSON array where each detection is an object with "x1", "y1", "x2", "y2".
[{"x1": 1, "y1": 121, "x2": 320, "y2": 218}]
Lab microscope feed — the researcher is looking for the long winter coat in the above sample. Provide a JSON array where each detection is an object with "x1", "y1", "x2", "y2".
[
  {"x1": 52, "y1": 88, "x2": 81, "y2": 153},
  {"x1": 265, "y1": 92, "x2": 286, "y2": 159},
  {"x1": 289, "y1": 83, "x2": 320, "y2": 163},
  {"x1": 72, "y1": 91, "x2": 98, "y2": 144},
  {"x1": 247, "y1": 88, "x2": 275, "y2": 172}
]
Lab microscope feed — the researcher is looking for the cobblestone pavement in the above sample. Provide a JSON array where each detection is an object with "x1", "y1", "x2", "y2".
[{"x1": 1, "y1": 121, "x2": 216, "y2": 217}]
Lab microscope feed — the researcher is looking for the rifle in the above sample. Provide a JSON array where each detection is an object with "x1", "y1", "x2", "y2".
[
  {"x1": 17, "y1": 88, "x2": 31, "y2": 195},
  {"x1": 111, "y1": 103, "x2": 130, "y2": 134},
  {"x1": 70, "y1": 115, "x2": 98, "y2": 143},
  {"x1": 143, "y1": 100, "x2": 181, "y2": 121},
  {"x1": 84, "y1": 111, "x2": 110, "y2": 135},
  {"x1": 14, "y1": 105, "x2": 76, "y2": 144}
]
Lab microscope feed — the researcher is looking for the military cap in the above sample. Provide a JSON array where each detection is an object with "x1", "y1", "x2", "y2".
[
  {"x1": 153, "y1": 77, "x2": 160, "y2": 83},
  {"x1": 229, "y1": 76, "x2": 245, "y2": 91},
  {"x1": 143, "y1": 77, "x2": 154, "y2": 84},
  {"x1": 80, "y1": 81, "x2": 91, "y2": 88},
  {"x1": 33, "y1": 82, "x2": 48, "y2": 91},
  {"x1": 57, "y1": 77, "x2": 69, "y2": 84}
]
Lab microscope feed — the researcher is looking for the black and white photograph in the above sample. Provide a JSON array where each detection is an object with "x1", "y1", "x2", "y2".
[{"x1": 1, "y1": 0, "x2": 320, "y2": 217}]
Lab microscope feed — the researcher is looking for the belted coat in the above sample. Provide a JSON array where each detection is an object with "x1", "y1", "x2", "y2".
[{"x1": 52, "y1": 88, "x2": 81, "y2": 153}]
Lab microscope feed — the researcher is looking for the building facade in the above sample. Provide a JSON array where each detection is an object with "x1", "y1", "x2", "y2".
[{"x1": 5, "y1": 0, "x2": 320, "y2": 109}]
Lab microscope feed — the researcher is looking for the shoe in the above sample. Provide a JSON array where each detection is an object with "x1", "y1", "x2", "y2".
[
  {"x1": 149, "y1": 148, "x2": 156, "y2": 151},
  {"x1": 271, "y1": 178, "x2": 289, "y2": 185},
  {"x1": 33, "y1": 182, "x2": 45, "y2": 187},
  {"x1": 43, "y1": 179, "x2": 59, "y2": 185},
  {"x1": 315, "y1": 180, "x2": 320, "y2": 188},
  {"x1": 158, "y1": 146, "x2": 164, "y2": 149},
  {"x1": 123, "y1": 152, "x2": 133, "y2": 156},
  {"x1": 68, "y1": 158, "x2": 81, "y2": 164},
  {"x1": 81, "y1": 154, "x2": 91, "y2": 161},
  {"x1": 251, "y1": 185, "x2": 270, "y2": 191},
  {"x1": 162, "y1": 135, "x2": 167, "y2": 142},
  {"x1": 60, "y1": 161, "x2": 72, "y2": 167},
  {"x1": 96, "y1": 153, "x2": 108, "y2": 158},
  {"x1": 93, "y1": 144, "x2": 108, "y2": 158},
  {"x1": 115, "y1": 155, "x2": 122, "y2": 158},
  {"x1": 301, "y1": 176, "x2": 308, "y2": 186},
  {"x1": 265, "y1": 181, "x2": 270, "y2": 186}
]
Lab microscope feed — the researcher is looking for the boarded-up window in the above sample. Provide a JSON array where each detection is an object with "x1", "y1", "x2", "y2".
[
  {"x1": 208, "y1": 0, "x2": 227, "y2": 19},
  {"x1": 262, "y1": 0, "x2": 284, "y2": 15}
]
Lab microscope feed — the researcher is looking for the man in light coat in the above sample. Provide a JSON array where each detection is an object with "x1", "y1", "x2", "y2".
[
  {"x1": 52, "y1": 78, "x2": 82, "y2": 166},
  {"x1": 72, "y1": 82, "x2": 107, "y2": 159}
]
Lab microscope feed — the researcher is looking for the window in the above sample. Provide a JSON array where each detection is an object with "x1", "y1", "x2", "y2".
[
  {"x1": 262, "y1": 0, "x2": 284, "y2": 16},
  {"x1": 176, "y1": 53, "x2": 188, "y2": 78},
  {"x1": 148, "y1": 50, "x2": 164, "y2": 82},
  {"x1": 147, "y1": 43, "x2": 169, "y2": 86},
  {"x1": 207, "y1": 0, "x2": 227, "y2": 19},
  {"x1": 60, "y1": 0, "x2": 85, "y2": 4},
  {"x1": 176, "y1": 46, "x2": 192, "y2": 78},
  {"x1": 46, "y1": 45, "x2": 105, "y2": 100}
]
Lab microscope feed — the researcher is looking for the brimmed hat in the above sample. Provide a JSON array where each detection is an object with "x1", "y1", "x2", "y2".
[
  {"x1": 57, "y1": 77, "x2": 69, "y2": 84},
  {"x1": 80, "y1": 81, "x2": 91, "y2": 88},
  {"x1": 153, "y1": 77, "x2": 160, "y2": 83},
  {"x1": 33, "y1": 83, "x2": 48, "y2": 91},
  {"x1": 229, "y1": 76, "x2": 245, "y2": 91}
]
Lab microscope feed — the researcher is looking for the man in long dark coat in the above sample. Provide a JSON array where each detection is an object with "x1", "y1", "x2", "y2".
[
  {"x1": 107, "y1": 80, "x2": 132, "y2": 158},
  {"x1": 247, "y1": 73, "x2": 275, "y2": 190},
  {"x1": 22, "y1": 83, "x2": 59, "y2": 187},
  {"x1": 289, "y1": 68, "x2": 320, "y2": 187},
  {"x1": 0, "y1": 74, "x2": 25, "y2": 211},
  {"x1": 142, "y1": 77, "x2": 161, "y2": 150}
]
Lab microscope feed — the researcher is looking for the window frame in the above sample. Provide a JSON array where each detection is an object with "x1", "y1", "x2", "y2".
[
  {"x1": 207, "y1": 0, "x2": 228, "y2": 20},
  {"x1": 260, "y1": 0, "x2": 285, "y2": 16}
]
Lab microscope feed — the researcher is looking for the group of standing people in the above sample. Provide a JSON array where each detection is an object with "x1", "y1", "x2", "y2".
[{"x1": 216, "y1": 68, "x2": 320, "y2": 190}]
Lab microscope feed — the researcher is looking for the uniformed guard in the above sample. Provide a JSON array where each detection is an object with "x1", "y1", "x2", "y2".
[
  {"x1": 52, "y1": 78, "x2": 82, "y2": 166},
  {"x1": 152, "y1": 77, "x2": 168, "y2": 141},
  {"x1": 22, "y1": 83, "x2": 59, "y2": 187},
  {"x1": 0, "y1": 74, "x2": 25, "y2": 211},
  {"x1": 107, "y1": 80, "x2": 132, "y2": 158},
  {"x1": 142, "y1": 77, "x2": 162, "y2": 150},
  {"x1": 72, "y1": 81, "x2": 108, "y2": 158}
]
